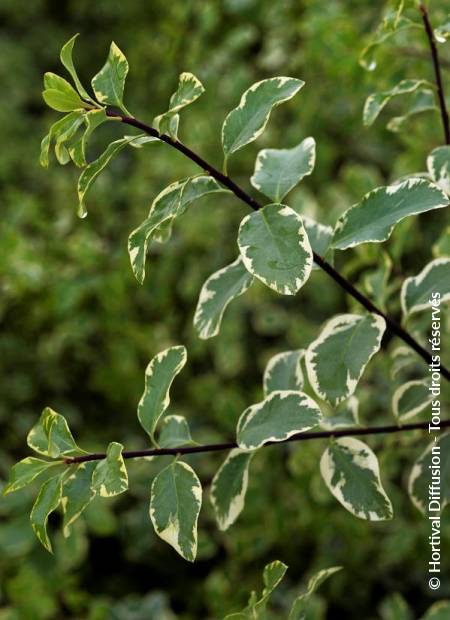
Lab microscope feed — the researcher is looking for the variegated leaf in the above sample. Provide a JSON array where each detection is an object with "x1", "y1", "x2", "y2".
[
  {"x1": 363, "y1": 79, "x2": 429, "y2": 126},
  {"x1": 40, "y1": 111, "x2": 85, "y2": 168},
  {"x1": 332, "y1": 179, "x2": 448, "y2": 250},
  {"x1": 250, "y1": 137, "x2": 316, "y2": 202},
  {"x1": 408, "y1": 432, "x2": 450, "y2": 515},
  {"x1": 320, "y1": 396, "x2": 360, "y2": 430},
  {"x1": 137, "y1": 346, "x2": 187, "y2": 442},
  {"x1": 27, "y1": 407, "x2": 83, "y2": 458},
  {"x1": 392, "y1": 380, "x2": 432, "y2": 422},
  {"x1": 61, "y1": 462, "x2": 97, "y2": 536},
  {"x1": 210, "y1": 449, "x2": 253, "y2": 531},
  {"x1": 30, "y1": 474, "x2": 64, "y2": 552},
  {"x1": 91, "y1": 442, "x2": 128, "y2": 497},
  {"x1": 222, "y1": 77, "x2": 304, "y2": 160},
  {"x1": 154, "y1": 72, "x2": 204, "y2": 139},
  {"x1": 263, "y1": 349, "x2": 304, "y2": 396},
  {"x1": 305, "y1": 313, "x2": 385, "y2": 406},
  {"x1": 159, "y1": 415, "x2": 194, "y2": 449},
  {"x1": 302, "y1": 216, "x2": 334, "y2": 269},
  {"x1": 288, "y1": 566, "x2": 342, "y2": 620},
  {"x1": 129, "y1": 176, "x2": 228, "y2": 283},
  {"x1": 237, "y1": 391, "x2": 321, "y2": 451},
  {"x1": 238, "y1": 203, "x2": 313, "y2": 295},
  {"x1": 386, "y1": 89, "x2": 436, "y2": 133},
  {"x1": 42, "y1": 72, "x2": 88, "y2": 113},
  {"x1": 3, "y1": 458, "x2": 59, "y2": 495},
  {"x1": 427, "y1": 145, "x2": 450, "y2": 195},
  {"x1": 401, "y1": 258, "x2": 450, "y2": 318},
  {"x1": 91, "y1": 42, "x2": 129, "y2": 112},
  {"x1": 78, "y1": 135, "x2": 136, "y2": 217},
  {"x1": 193, "y1": 256, "x2": 253, "y2": 339},
  {"x1": 320, "y1": 437, "x2": 393, "y2": 520},
  {"x1": 69, "y1": 108, "x2": 110, "y2": 167},
  {"x1": 150, "y1": 460, "x2": 202, "y2": 562},
  {"x1": 60, "y1": 34, "x2": 94, "y2": 102}
]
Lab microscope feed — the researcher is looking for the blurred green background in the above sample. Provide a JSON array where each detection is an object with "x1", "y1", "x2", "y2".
[{"x1": 0, "y1": 0, "x2": 449, "y2": 618}]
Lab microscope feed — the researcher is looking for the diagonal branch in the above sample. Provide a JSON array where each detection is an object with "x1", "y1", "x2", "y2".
[
  {"x1": 65, "y1": 418, "x2": 450, "y2": 464},
  {"x1": 420, "y1": 3, "x2": 450, "y2": 144},
  {"x1": 106, "y1": 109, "x2": 450, "y2": 381}
]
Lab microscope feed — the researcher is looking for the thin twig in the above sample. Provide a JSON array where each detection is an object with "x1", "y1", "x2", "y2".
[
  {"x1": 420, "y1": 3, "x2": 450, "y2": 144},
  {"x1": 65, "y1": 418, "x2": 450, "y2": 464},
  {"x1": 105, "y1": 109, "x2": 450, "y2": 381}
]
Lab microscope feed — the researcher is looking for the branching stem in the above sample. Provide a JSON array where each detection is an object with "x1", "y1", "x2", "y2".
[
  {"x1": 105, "y1": 110, "x2": 450, "y2": 381},
  {"x1": 65, "y1": 418, "x2": 450, "y2": 464}
]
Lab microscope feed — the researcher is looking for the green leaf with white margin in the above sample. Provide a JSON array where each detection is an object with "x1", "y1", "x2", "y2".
[
  {"x1": 421, "y1": 602, "x2": 450, "y2": 620},
  {"x1": 30, "y1": 473, "x2": 64, "y2": 552},
  {"x1": 250, "y1": 137, "x2": 315, "y2": 202},
  {"x1": 77, "y1": 135, "x2": 136, "y2": 217},
  {"x1": 223, "y1": 560, "x2": 288, "y2": 620},
  {"x1": 392, "y1": 380, "x2": 432, "y2": 422},
  {"x1": 288, "y1": 566, "x2": 342, "y2": 620},
  {"x1": 390, "y1": 345, "x2": 419, "y2": 380},
  {"x1": 150, "y1": 460, "x2": 202, "y2": 562},
  {"x1": 61, "y1": 462, "x2": 97, "y2": 536},
  {"x1": 238, "y1": 203, "x2": 313, "y2": 295},
  {"x1": 427, "y1": 146, "x2": 450, "y2": 195},
  {"x1": 193, "y1": 256, "x2": 254, "y2": 339},
  {"x1": 332, "y1": 179, "x2": 448, "y2": 251},
  {"x1": 53, "y1": 112, "x2": 85, "y2": 165},
  {"x1": 27, "y1": 407, "x2": 84, "y2": 458},
  {"x1": 408, "y1": 432, "x2": 450, "y2": 515},
  {"x1": 91, "y1": 442, "x2": 128, "y2": 497},
  {"x1": 387, "y1": 89, "x2": 436, "y2": 133},
  {"x1": 237, "y1": 391, "x2": 321, "y2": 451},
  {"x1": 210, "y1": 449, "x2": 254, "y2": 531},
  {"x1": 320, "y1": 437, "x2": 393, "y2": 520},
  {"x1": 303, "y1": 216, "x2": 334, "y2": 269},
  {"x1": 363, "y1": 251, "x2": 392, "y2": 312},
  {"x1": 154, "y1": 72, "x2": 205, "y2": 139},
  {"x1": 359, "y1": 14, "x2": 415, "y2": 72},
  {"x1": 137, "y1": 346, "x2": 187, "y2": 443},
  {"x1": 3, "y1": 458, "x2": 60, "y2": 495},
  {"x1": 401, "y1": 258, "x2": 450, "y2": 318},
  {"x1": 363, "y1": 79, "x2": 428, "y2": 126},
  {"x1": 69, "y1": 108, "x2": 110, "y2": 167},
  {"x1": 263, "y1": 349, "x2": 304, "y2": 396},
  {"x1": 60, "y1": 34, "x2": 95, "y2": 103},
  {"x1": 158, "y1": 415, "x2": 194, "y2": 449},
  {"x1": 40, "y1": 111, "x2": 85, "y2": 167},
  {"x1": 91, "y1": 42, "x2": 129, "y2": 113},
  {"x1": 305, "y1": 313, "x2": 386, "y2": 407},
  {"x1": 222, "y1": 77, "x2": 304, "y2": 162},
  {"x1": 320, "y1": 396, "x2": 360, "y2": 430},
  {"x1": 129, "y1": 176, "x2": 228, "y2": 283},
  {"x1": 435, "y1": 18, "x2": 450, "y2": 43}
]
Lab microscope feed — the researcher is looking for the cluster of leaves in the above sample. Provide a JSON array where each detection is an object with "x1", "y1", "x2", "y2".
[{"x1": 2, "y1": 0, "x2": 450, "y2": 617}]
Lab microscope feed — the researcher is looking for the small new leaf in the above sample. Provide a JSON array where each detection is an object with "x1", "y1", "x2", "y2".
[
  {"x1": 27, "y1": 407, "x2": 83, "y2": 458},
  {"x1": 92, "y1": 42, "x2": 129, "y2": 112},
  {"x1": 238, "y1": 203, "x2": 313, "y2": 295},
  {"x1": 194, "y1": 256, "x2": 254, "y2": 339},
  {"x1": 30, "y1": 474, "x2": 63, "y2": 552},
  {"x1": 392, "y1": 381, "x2": 432, "y2": 422},
  {"x1": 263, "y1": 350, "x2": 305, "y2": 396},
  {"x1": 210, "y1": 449, "x2": 253, "y2": 531},
  {"x1": 363, "y1": 79, "x2": 428, "y2": 127},
  {"x1": 154, "y1": 72, "x2": 205, "y2": 139},
  {"x1": 251, "y1": 137, "x2": 316, "y2": 202},
  {"x1": 222, "y1": 77, "x2": 304, "y2": 161},
  {"x1": 3, "y1": 458, "x2": 58, "y2": 495},
  {"x1": 401, "y1": 258, "x2": 450, "y2": 318},
  {"x1": 159, "y1": 415, "x2": 194, "y2": 449},
  {"x1": 60, "y1": 34, "x2": 93, "y2": 101},
  {"x1": 305, "y1": 314, "x2": 385, "y2": 406},
  {"x1": 320, "y1": 437, "x2": 393, "y2": 521},
  {"x1": 137, "y1": 346, "x2": 187, "y2": 442},
  {"x1": 408, "y1": 432, "x2": 450, "y2": 515},
  {"x1": 61, "y1": 462, "x2": 97, "y2": 536},
  {"x1": 91, "y1": 442, "x2": 128, "y2": 497},
  {"x1": 237, "y1": 391, "x2": 321, "y2": 451},
  {"x1": 289, "y1": 566, "x2": 342, "y2": 620},
  {"x1": 150, "y1": 460, "x2": 202, "y2": 562}
]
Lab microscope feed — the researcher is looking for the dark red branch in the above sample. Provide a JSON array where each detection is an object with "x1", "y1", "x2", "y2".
[
  {"x1": 65, "y1": 418, "x2": 450, "y2": 464},
  {"x1": 420, "y1": 3, "x2": 450, "y2": 144},
  {"x1": 106, "y1": 110, "x2": 450, "y2": 381}
]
